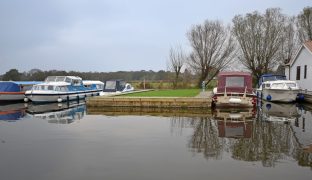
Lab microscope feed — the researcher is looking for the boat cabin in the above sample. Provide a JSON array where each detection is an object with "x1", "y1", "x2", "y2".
[
  {"x1": 258, "y1": 74, "x2": 287, "y2": 88},
  {"x1": 216, "y1": 72, "x2": 253, "y2": 94},
  {"x1": 83, "y1": 80, "x2": 104, "y2": 91},
  {"x1": 45, "y1": 76, "x2": 83, "y2": 86}
]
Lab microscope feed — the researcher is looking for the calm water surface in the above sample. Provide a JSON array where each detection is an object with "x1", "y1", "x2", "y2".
[{"x1": 0, "y1": 101, "x2": 311, "y2": 180}]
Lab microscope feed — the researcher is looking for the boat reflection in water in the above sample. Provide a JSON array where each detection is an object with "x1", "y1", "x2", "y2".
[
  {"x1": 26, "y1": 101, "x2": 86, "y2": 124},
  {"x1": 212, "y1": 107, "x2": 256, "y2": 139},
  {"x1": 260, "y1": 101, "x2": 299, "y2": 123},
  {"x1": 0, "y1": 103, "x2": 27, "y2": 121},
  {"x1": 169, "y1": 105, "x2": 312, "y2": 168}
]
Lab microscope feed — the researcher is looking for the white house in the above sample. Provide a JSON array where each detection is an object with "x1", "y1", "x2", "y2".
[{"x1": 285, "y1": 41, "x2": 312, "y2": 91}]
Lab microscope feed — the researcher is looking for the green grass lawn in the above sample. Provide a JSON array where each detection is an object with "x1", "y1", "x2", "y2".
[{"x1": 121, "y1": 89, "x2": 201, "y2": 97}]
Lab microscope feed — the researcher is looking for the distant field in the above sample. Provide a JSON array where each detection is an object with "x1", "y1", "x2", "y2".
[{"x1": 121, "y1": 89, "x2": 201, "y2": 97}]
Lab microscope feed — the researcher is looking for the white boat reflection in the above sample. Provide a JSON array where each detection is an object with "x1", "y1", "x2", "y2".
[
  {"x1": 261, "y1": 102, "x2": 299, "y2": 123},
  {"x1": 0, "y1": 103, "x2": 27, "y2": 121},
  {"x1": 26, "y1": 101, "x2": 86, "y2": 124},
  {"x1": 212, "y1": 107, "x2": 256, "y2": 138}
]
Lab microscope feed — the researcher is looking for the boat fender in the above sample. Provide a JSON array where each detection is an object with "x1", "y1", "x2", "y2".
[
  {"x1": 266, "y1": 95, "x2": 272, "y2": 101},
  {"x1": 266, "y1": 103, "x2": 271, "y2": 110},
  {"x1": 24, "y1": 97, "x2": 29, "y2": 102},
  {"x1": 297, "y1": 94, "x2": 304, "y2": 101},
  {"x1": 57, "y1": 98, "x2": 62, "y2": 103}
]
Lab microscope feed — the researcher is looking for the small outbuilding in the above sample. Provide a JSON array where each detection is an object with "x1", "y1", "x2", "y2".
[{"x1": 285, "y1": 41, "x2": 312, "y2": 91}]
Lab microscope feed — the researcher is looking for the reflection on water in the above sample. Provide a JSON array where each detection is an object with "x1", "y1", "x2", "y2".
[
  {"x1": 0, "y1": 100, "x2": 311, "y2": 179},
  {"x1": 169, "y1": 103, "x2": 312, "y2": 168},
  {"x1": 260, "y1": 101, "x2": 300, "y2": 122},
  {"x1": 26, "y1": 101, "x2": 86, "y2": 124},
  {"x1": 0, "y1": 101, "x2": 86, "y2": 124},
  {"x1": 0, "y1": 103, "x2": 26, "y2": 121}
]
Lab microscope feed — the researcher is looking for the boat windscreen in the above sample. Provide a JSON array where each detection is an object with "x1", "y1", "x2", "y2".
[
  {"x1": 45, "y1": 76, "x2": 56, "y2": 82},
  {"x1": 105, "y1": 81, "x2": 116, "y2": 90},
  {"x1": 56, "y1": 77, "x2": 65, "y2": 82},
  {"x1": 271, "y1": 83, "x2": 284, "y2": 88},
  {"x1": 263, "y1": 75, "x2": 286, "y2": 82},
  {"x1": 225, "y1": 77, "x2": 244, "y2": 87},
  {"x1": 286, "y1": 83, "x2": 297, "y2": 88}
]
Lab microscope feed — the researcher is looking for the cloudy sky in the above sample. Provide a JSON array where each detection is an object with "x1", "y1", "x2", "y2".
[{"x1": 0, "y1": 0, "x2": 311, "y2": 74}]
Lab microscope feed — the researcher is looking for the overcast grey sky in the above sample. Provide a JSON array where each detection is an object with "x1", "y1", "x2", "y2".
[{"x1": 0, "y1": 0, "x2": 311, "y2": 74}]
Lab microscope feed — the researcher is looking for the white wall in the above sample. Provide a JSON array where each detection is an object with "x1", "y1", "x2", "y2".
[
  {"x1": 285, "y1": 66, "x2": 289, "y2": 80},
  {"x1": 290, "y1": 48, "x2": 312, "y2": 90}
]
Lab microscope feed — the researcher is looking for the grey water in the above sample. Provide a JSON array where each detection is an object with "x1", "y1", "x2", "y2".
[{"x1": 0, "y1": 101, "x2": 311, "y2": 180}]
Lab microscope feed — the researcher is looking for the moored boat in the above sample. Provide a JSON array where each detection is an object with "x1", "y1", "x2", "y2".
[
  {"x1": 25, "y1": 76, "x2": 102, "y2": 103},
  {"x1": 257, "y1": 74, "x2": 300, "y2": 102},
  {"x1": 0, "y1": 81, "x2": 41, "y2": 101},
  {"x1": 212, "y1": 72, "x2": 257, "y2": 107},
  {"x1": 83, "y1": 80, "x2": 104, "y2": 93},
  {"x1": 101, "y1": 79, "x2": 134, "y2": 96}
]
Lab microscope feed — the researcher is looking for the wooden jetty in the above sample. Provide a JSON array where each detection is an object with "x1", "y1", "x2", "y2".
[{"x1": 86, "y1": 96, "x2": 211, "y2": 108}]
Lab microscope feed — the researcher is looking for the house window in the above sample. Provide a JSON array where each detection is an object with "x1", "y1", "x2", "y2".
[
  {"x1": 304, "y1": 65, "x2": 307, "y2": 79},
  {"x1": 296, "y1": 66, "x2": 301, "y2": 80}
]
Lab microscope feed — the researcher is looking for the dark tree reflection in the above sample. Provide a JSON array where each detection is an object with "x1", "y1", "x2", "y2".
[
  {"x1": 171, "y1": 109, "x2": 312, "y2": 168},
  {"x1": 231, "y1": 121, "x2": 293, "y2": 167},
  {"x1": 189, "y1": 117, "x2": 225, "y2": 159}
]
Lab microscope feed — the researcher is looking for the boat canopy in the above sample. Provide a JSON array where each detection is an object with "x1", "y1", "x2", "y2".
[
  {"x1": 258, "y1": 74, "x2": 286, "y2": 87},
  {"x1": 0, "y1": 81, "x2": 41, "y2": 92},
  {"x1": 217, "y1": 72, "x2": 253, "y2": 94},
  {"x1": 103, "y1": 79, "x2": 126, "y2": 92}
]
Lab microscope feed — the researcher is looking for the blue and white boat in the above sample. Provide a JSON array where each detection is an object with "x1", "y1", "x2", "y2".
[
  {"x1": 0, "y1": 81, "x2": 42, "y2": 101},
  {"x1": 257, "y1": 74, "x2": 300, "y2": 102},
  {"x1": 25, "y1": 76, "x2": 103, "y2": 103}
]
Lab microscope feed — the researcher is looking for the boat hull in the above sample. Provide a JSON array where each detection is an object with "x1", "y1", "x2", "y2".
[
  {"x1": 212, "y1": 93, "x2": 256, "y2": 108},
  {"x1": 25, "y1": 90, "x2": 101, "y2": 103},
  {"x1": 302, "y1": 92, "x2": 312, "y2": 103},
  {"x1": 0, "y1": 92, "x2": 25, "y2": 101},
  {"x1": 261, "y1": 89, "x2": 299, "y2": 102}
]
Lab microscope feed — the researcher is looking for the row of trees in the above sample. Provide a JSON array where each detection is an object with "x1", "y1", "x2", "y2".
[
  {"x1": 0, "y1": 68, "x2": 196, "y2": 83},
  {"x1": 168, "y1": 7, "x2": 312, "y2": 87}
]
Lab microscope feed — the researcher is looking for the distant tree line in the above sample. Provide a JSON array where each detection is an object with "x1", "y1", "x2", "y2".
[{"x1": 0, "y1": 68, "x2": 197, "y2": 84}]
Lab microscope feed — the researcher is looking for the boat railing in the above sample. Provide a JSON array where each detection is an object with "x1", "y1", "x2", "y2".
[{"x1": 224, "y1": 86, "x2": 249, "y2": 97}]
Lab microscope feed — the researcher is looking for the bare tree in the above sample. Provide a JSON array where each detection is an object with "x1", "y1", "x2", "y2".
[
  {"x1": 232, "y1": 8, "x2": 287, "y2": 83},
  {"x1": 279, "y1": 16, "x2": 300, "y2": 64},
  {"x1": 167, "y1": 45, "x2": 186, "y2": 89},
  {"x1": 187, "y1": 20, "x2": 236, "y2": 88},
  {"x1": 297, "y1": 6, "x2": 312, "y2": 42}
]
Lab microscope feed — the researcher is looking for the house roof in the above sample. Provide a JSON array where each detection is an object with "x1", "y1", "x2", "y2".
[
  {"x1": 304, "y1": 41, "x2": 312, "y2": 52},
  {"x1": 288, "y1": 41, "x2": 312, "y2": 67}
]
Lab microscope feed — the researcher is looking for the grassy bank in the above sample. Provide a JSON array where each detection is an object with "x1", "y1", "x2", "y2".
[{"x1": 121, "y1": 89, "x2": 201, "y2": 97}]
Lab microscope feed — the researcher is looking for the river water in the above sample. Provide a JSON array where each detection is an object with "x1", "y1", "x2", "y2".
[{"x1": 0, "y1": 101, "x2": 311, "y2": 180}]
